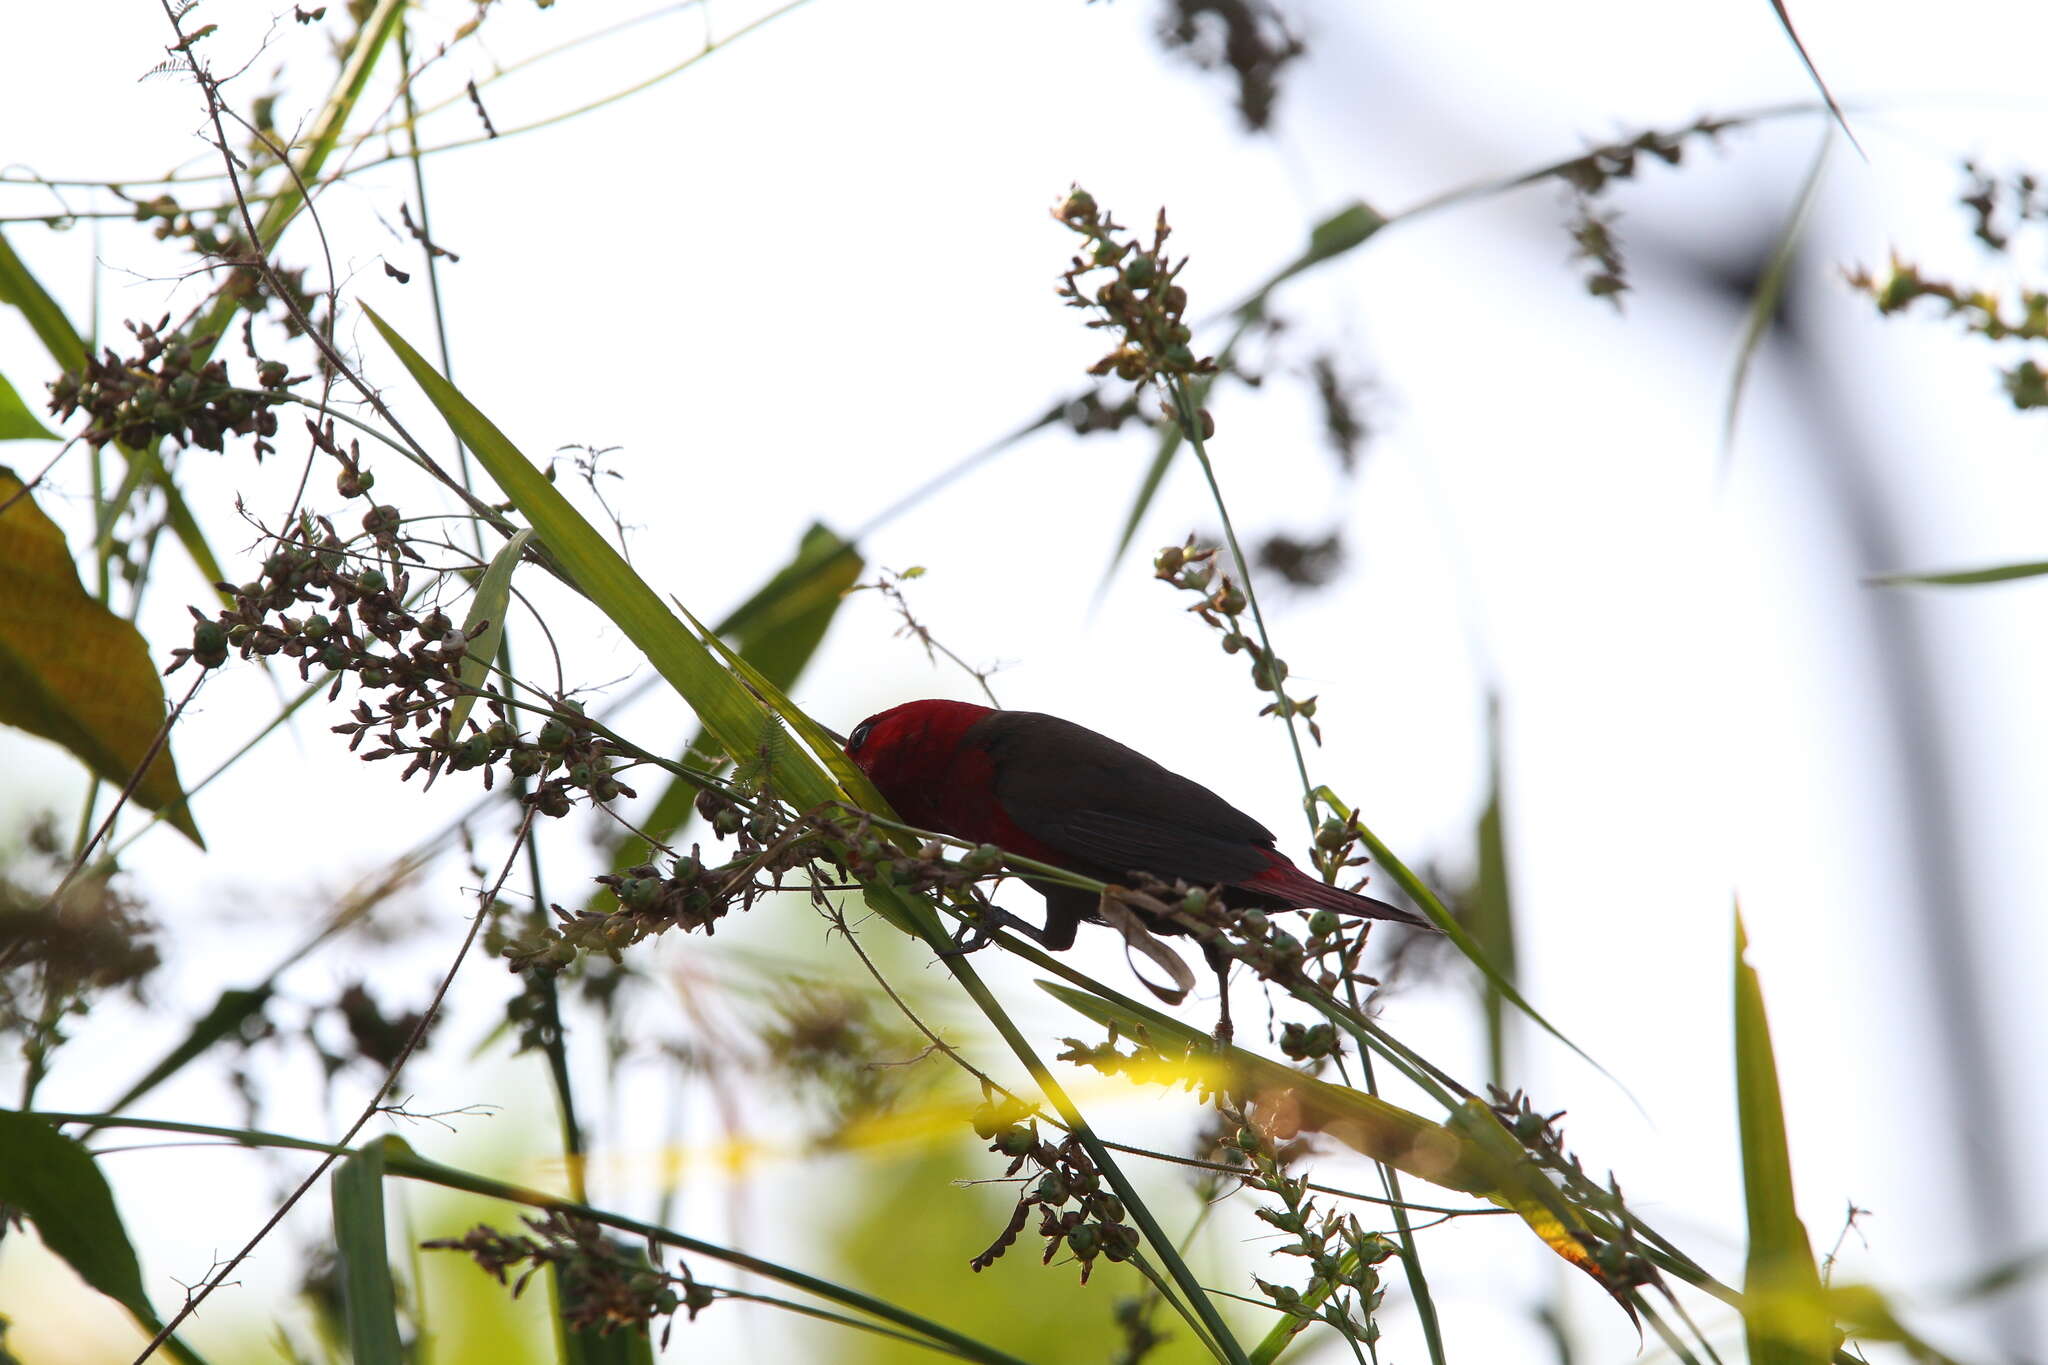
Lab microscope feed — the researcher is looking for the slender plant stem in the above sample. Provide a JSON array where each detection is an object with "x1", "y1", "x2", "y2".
[{"x1": 1167, "y1": 380, "x2": 1316, "y2": 832}]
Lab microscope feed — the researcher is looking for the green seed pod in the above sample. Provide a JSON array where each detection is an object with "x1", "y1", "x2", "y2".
[
  {"x1": 1153, "y1": 544, "x2": 1186, "y2": 576},
  {"x1": 1180, "y1": 888, "x2": 1209, "y2": 916},
  {"x1": 1122, "y1": 254, "x2": 1158, "y2": 288},
  {"x1": 1036, "y1": 1173, "x2": 1070, "y2": 1205},
  {"x1": 1308, "y1": 909, "x2": 1341, "y2": 938},
  {"x1": 359, "y1": 665, "x2": 389, "y2": 687},
  {"x1": 1060, "y1": 189, "x2": 1097, "y2": 221},
  {"x1": 356, "y1": 568, "x2": 386, "y2": 593},
  {"x1": 1066, "y1": 1224, "x2": 1099, "y2": 1257},
  {"x1": 258, "y1": 360, "x2": 288, "y2": 388},
  {"x1": 302, "y1": 613, "x2": 330, "y2": 640}
]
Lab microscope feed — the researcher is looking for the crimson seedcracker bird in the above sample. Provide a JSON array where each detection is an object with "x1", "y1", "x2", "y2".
[{"x1": 843, "y1": 699, "x2": 1435, "y2": 953}]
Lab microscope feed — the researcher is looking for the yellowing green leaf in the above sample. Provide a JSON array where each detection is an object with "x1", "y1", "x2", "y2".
[{"x1": 0, "y1": 468, "x2": 200, "y2": 844}]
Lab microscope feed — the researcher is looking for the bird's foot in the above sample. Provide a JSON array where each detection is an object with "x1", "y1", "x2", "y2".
[{"x1": 934, "y1": 905, "x2": 1031, "y2": 960}]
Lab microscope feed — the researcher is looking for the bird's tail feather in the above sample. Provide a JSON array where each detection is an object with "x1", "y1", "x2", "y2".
[{"x1": 1247, "y1": 861, "x2": 1440, "y2": 931}]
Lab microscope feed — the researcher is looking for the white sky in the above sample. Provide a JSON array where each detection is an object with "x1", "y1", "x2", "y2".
[{"x1": 3, "y1": 1, "x2": 2048, "y2": 1361}]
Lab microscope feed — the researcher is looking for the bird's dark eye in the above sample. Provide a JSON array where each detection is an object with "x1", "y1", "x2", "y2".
[{"x1": 848, "y1": 720, "x2": 874, "y2": 752}]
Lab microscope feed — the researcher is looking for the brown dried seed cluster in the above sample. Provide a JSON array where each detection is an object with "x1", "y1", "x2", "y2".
[
  {"x1": 1054, "y1": 188, "x2": 1219, "y2": 436},
  {"x1": 966, "y1": 1100, "x2": 1139, "y2": 1285},
  {"x1": 422, "y1": 1213, "x2": 712, "y2": 1344},
  {"x1": 47, "y1": 314, "x2": 299, "y2": 455}
]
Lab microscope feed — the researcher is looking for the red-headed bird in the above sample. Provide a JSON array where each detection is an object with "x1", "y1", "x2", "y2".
[{"x1": 844, "y1": 698, "x2": 1436, "y2": 951}]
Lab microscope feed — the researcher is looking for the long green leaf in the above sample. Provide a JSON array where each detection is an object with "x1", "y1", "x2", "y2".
[
  {"x1": 0, "y1": 1109, "x2": 149, "y2": 1314},
  {"x1": 333, "y1": 1137, "x2": 406, "y2": 1364},
  {"x1": 1723, "y1": 131, "x2": 1831, "y2": 463},
  {"x1": 0, "y1": 230, "x2": 86, "y2": 368},
  {"x1": 0, "y1": 467, "x2": 202, "y2": 843},
  {"x1": 101, "y1": 987, "x2": 273, "y2": 1118},
  {"x1": 603, "y1": 523, "x2": 862, "y2": 880},
  {"x1": 1472, "y1": 697, "x2": 1518, "y2": 1086},
  {"x1": 0, "y1": 372, "x2": 56, "y2": 441},
  {"x1": 1042, "y1": 983, "x2": 1617, "y2": 1294},
  {"x1": 361, "y1": 305, "x2": 842, "y2": 816},
  {"x1": 444, "y1": 528, "x2": 531, "y2": 739},
  {"x1": 1869, "y1": 560, "x2": 2048, "y2": 587},
  {"x1": 1734, "y1": 911, "x2": 1837, "y2": 1363},
  {"x1": 0, "y1": 1110, "x2": 211, "y2": 1363},
  {"x1": 1318, "y1": 786, "x2": 1615, "y2": 1087}
]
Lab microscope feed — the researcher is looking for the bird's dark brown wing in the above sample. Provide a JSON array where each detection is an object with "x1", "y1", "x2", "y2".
[{"x1": 971, "y1": 710, "x2": 1276, "y2": 885}]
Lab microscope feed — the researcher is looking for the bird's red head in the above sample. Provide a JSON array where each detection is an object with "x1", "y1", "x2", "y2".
[
  {"x1": 843, "y1": 699, "x2": 1003, "y2": 836},
  {"x1": 844, "y1": 699, "x2": 993, "y2": 778}
]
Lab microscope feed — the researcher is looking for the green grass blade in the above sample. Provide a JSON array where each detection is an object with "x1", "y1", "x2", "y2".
[
  {"x1": 99, "y1": 987, "x2": 274, "y2": 1119},
  {"x1": 1472, "y1": 698, "x2": 1519, "y2": 1085},
  {"x1": 377, "y1": 1145, "x2": 1038, "y2": 1365},
  {"x1": 0, "y1": 230, "x2": 86, "y2": 367},
  {"x1": 1869, "y1": 560, "x2": 2048, "y2": 587},
  {"x1": 1723, "y1": 132, "x2": 1831, "y2": 465},
  {"x1": 1764, "y1": 0, "x2": 1864, "y2": 156},
  {"x1": 1320, "y1": 787, "x2": 1620, "y2": 1089},
  {"x1": 1734, "y1": 911, "x2": 1836, "y2": 1363},
  {"x1": 601, "y1": 523, "x2": 862, "y2": 880},
  {"x1": 443, "y1": 528, "x2": 531, "y2": 739},
  {"x1": 332, "y1": 1137, "x2": 406, "y2": 1365},
  {"x1": 361, "y1": 304, "x2": 841, "y2": 814},
  {"x1": 0, "y1": 372, "x2": 57, "y2": 440},
  {"x1": 0, "y1": 1109, "x2": 211, "y2": 1364}
]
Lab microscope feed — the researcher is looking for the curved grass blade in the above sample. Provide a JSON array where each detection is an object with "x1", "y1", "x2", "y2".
[
  {"x1": 1869, "y1": 560, "x2": 2048, "y2": 587},
  {"x1": 1041, "y1": 984, "x2": 1625, "y2": 1302},
  {"x1": 361, "y1": 305, "x2": 842, "y2": 815},
  {"x1": 1734, "y1": 911, "x2": 1837, "y2": 1363},
  {"x1": 332, "y1": 1136, "x2": 405, "y2": 1365},
  {"x1": 0, "y1": 1109, "x2": 209, "y2": 1365},
  {"x1": 443, "y1": 527, "x2": 531, "y2": 740},
  {"x1": 1764, "y1": 1, "x2": 1863, "y2": 157},
  {"x1": 376, "y1": 1145, "x2": 1038, "y2": 1365},
  {"x1": 1316, "y1": 786, "x2": 1623, "y2": 1092},
  {"x1": 0, "y1": 372, "x2": 56, "y2": 441},
  {"x1": 1723, "y1": 131, "x2": 1831, "y2": 469},
  {"x1": 601, "y1": 523, "x2": 862, "y2": 882},
  {"x1": 0, "y1": 231, "x2": 87, "y2": 369},
  {"x1": 0, "y1": 467, "x2": 201, "y2": 844}
]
